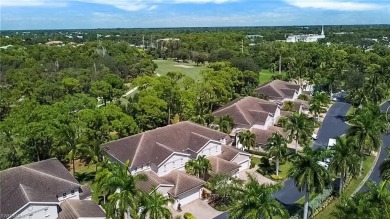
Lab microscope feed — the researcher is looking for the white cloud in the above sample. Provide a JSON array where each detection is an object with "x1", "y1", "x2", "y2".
[{"x1": 284, "y1": 0, "x2": 380, "y2": 11}]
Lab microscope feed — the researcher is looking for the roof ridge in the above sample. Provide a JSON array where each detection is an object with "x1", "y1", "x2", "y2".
[
  {"x1": 190, "y1": 131, "x2": 211, "y2": 140},
  {"x1": 21, "y1": 166, "x2": 80, "y2": 187},
  {"x1": 155, "y1": 142, "x2": 175, "y2": 152},
  {"x1": 19, "y1": 184, "x2": 30, "y2": 202},
  {"x1": 235, "y1": 104, "x2": 252, "y2": 125},
  {"x1": 269, "y1": 82, "x2": 285, "y2": 97},
  {"x1": 213, "y1": 97, "x2": 244, "y2": 113},
  {"x1": 66, "y1": 199, "x2": 81, "y2": 217},
  {"x1": 130, "y1": 133, "x2": 146, "y2": 167}
]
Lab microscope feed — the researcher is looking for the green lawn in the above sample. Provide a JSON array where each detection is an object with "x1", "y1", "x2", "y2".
[
  {"x1": 153, "y1": 59, "x2": 206, "y2": 81},
  {"x1": 259, "y1": 69, "x2": 286, "y2": 85},
  {"x1": 74, "y1": 160, "x2": 97, "y2": 185},
  {"x1": 346, "y1": 106, "x2": 356, "y2": 117},
  {"x1": 278, "y1": 161, "x2": 293, "y2": 179},
  {"x1": 314, "y1": 155, "x2": 376, "y2": 219}
]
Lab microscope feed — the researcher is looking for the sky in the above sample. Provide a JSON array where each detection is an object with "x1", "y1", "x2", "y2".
[{"x1": 1, "y1": 0, "x2": 389, "y2": 30}]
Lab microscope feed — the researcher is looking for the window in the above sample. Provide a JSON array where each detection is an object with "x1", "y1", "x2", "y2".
[
  {"x1": 164, "y1": 165, "x2": 166, "y2": 172},
  {"x1": 63, "y1": 193, "x2": 66, "y2": 198},
  {"x1": 181, "y1": 158, "x2": 183, "y2": 164},
  {"x1": 215, "y1": 146, "x2": 218, "y2": 152},
  {"x1": 45, "y1": 208, "x2": 50, "y2": 217},
  {"x1": 173, "y1": 161, "x2": 175, "y2": 168},
  {"x1": 71, "y1": 190, "x2": 75, "y2": 195},
  {"x1": 29, "y1": 214, "x2": 33, "y2": 219}
]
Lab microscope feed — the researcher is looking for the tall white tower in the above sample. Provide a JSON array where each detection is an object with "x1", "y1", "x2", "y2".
[{"x1": 321, "y1": 25, "x2": 324, "y2": 36}]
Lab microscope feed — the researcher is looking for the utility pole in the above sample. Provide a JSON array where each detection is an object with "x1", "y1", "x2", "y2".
[
  {"x1": 241, "y1": 39, "x2": 244, "y2": 54},
  {"x1": 142, "y1": 35, "x2": 145, "y2": 50}
]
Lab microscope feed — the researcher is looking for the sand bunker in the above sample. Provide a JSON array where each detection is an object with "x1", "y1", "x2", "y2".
[{"x1": 174, "y1": 64, "x2": 194, "y2": 69}]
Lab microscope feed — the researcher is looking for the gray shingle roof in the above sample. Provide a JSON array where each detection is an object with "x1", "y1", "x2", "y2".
[
  {"x1": 208, "y1": 156, "x2": 240, "y2": 174},
  {"x1": 162, "y1": 171, "x2": 205, "y2": 197},
  {"x1": 0, "y1": 159, "x2": 80, "y2": 216},
  {"x1": 213, "y1": 96, "x2": 278, "y2": 127},
  {"x1": 255, "y1": 80, "x2": 300, "y2": 100},
  {"x1": 58, "y1": 199, "x2": 106, "y2": 219},
  {"x1": 136, "y1": 171, "x2": 173, "y2": 193},
  {"x1": 218, "y1": 145, "x2": 250, "y2": 161},
  {"x1": 103, "y1": 121, "x2": 230, "y2": 170}
]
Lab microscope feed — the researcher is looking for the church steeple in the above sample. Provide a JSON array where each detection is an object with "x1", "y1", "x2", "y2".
[{"x1": 321, "y1": 25, "x2": 324, "y2": 35}]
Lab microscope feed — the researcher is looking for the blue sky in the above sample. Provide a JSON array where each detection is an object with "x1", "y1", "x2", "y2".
[{"x1": 1, "y1": 0, "x2": 389, "y2": 30}]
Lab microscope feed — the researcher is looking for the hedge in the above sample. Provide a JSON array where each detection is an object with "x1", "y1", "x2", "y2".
[
  {"x1": 246, "y1": 149, "x2": 269, "y2": 157},
  {"x1": 183, "y1": 212, "x2": 196, "y2": 219}
]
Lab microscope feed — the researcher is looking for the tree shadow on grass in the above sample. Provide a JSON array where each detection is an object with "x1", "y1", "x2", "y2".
[{"x1": 75, "y1": 171, "x2": 96, "y2": 184}]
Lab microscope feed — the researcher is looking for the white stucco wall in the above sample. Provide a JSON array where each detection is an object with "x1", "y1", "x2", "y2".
[
  {"x1": 251, "y1": 115, "x2": 273, "y2": 130},
  {"x1": 232, "y1": 154, "x2": 250, "y2": 166},
  {"x1": 157, "y1": 154, "x2": 190, "y2": 177},
  {"x1": 274, "y1": 107, "x2": 281, "y2": 122},
  {"x1": 197, "y1": 141, "x2": 221, "y2": 158},
  {"x1": 157, "y1": 185, "x2": 174, "y2": 197},
  {"x1": 131, "y1": 165, "x2": 152, "y2": 175},
  {"x1": 172, "y1": 186, "x2": 202, "y2": 209},
  {"x1": 13, "y1": 204, "x2": 58, "y2": 219},
  {"x1": 57, "y1": 188, "x2": 80, "y2": 202}
]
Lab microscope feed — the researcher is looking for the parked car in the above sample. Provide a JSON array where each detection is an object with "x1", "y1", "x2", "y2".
[
  {"x1": 312, "y1": 133, "x2": 318, "y2": 140},
  {"x1": 327, "y1": 138, "x2": 336, "y2": 149},
  {"x1": 317, "y1": 161, "x2": 329, "y2": 169}
]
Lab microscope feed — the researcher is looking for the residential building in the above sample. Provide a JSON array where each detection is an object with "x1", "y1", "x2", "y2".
[
  {"x1": 103, "y1": 121, "x2": 251, "y2": 209},
  {"x1": 286, "y1": 26, "x2": 325, "y2": 43},
  {"x1": 0, "y1": 159, "x2": 104, "y2": 219},
  {"x1": 213, "y1": 96, "x2": 289, "y2": 149},
  {"x1": 255, "y1": 80, "x2": 302, "y2": 103}
]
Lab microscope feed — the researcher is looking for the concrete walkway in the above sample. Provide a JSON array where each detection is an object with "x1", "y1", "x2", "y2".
[
  {"x1": 239, "y1": 168, "x2": 276, "y2": 185},
  {"x1": 170, "y1": 199, "x2": 224, "y2": 219}
]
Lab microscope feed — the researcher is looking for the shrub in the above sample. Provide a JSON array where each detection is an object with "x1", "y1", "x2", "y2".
[
  {"x1": 298, "y1": 94, "x2": 310, "y2": 101},
  {"x1": 183, "y1": 212, "x2": 196, "y2": 219},
  {"x1": 270, "y1": 174, "x2": 284, "y2": 180},
  {"x1": 247, "y1": 149, "x2": 269, "y2": 157}
]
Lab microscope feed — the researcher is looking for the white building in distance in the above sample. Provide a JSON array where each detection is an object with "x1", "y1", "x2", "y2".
[{"x1": 286, "y1": 26, "x2": 325, "y2": 43}]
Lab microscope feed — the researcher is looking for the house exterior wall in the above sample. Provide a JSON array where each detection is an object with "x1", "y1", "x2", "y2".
[
  {"x1": 12, "y1": 203, "x2": 58, "y2": 219},
  {"x1": 197, "y1": 141, "x2": 221, "y2": 158},
  {"x1": 157, "y1": 185, "x2": 174, "y2": 197},
  {"x1": 172, "y1": 186, "x2": 202, "y2": 209},
  {"x1": 232, "y1": 154, "x2": 251, "y2": 168},
  {"x1": 131, "y1": 165, "x2": 152, "y2": 175},
  {"x1": 57, "y1": 188, "x2": 80, "y2": 201},
  {"x1": 157, "y1": 154, "x2": 189, "y2": 177},
  {"x1": 251, "y1": 115, "x2": 273, "y2": 130}
]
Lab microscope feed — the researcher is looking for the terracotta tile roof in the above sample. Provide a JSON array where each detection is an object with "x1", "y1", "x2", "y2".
[
  {"x1": 208, "y1": 156, "x2": 240, "y2": 174},
  {"x1": 213, "y1": 96, "x2": 278, "y2": 126},
  {"x1": 162, "y1": 171, "x2": 205, "y2": 197},
  {"x1": 103, "y1": 121, "x2": 230, "y2": 171},
  {"x1": 58, "y1": 199, "x2": 106, "y2": 219},
  {"x1": 0, "y1": 159, "x2": 80, "y2": 216},
  {"x1": 136, "y1": 171, "x2": 173, "y2": 193},
  {"x1": 255, "y1": 80, "x2": 300, "y2": 100},
  {"x1": 218, "y1": 145, "x2": 250, "y2": 161}
]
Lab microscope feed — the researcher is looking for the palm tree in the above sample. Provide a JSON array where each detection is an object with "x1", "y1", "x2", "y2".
[
  {"x1": 238, "y1": 130, "x2": 256, "y2": 151},
  {"x1": 328, "y1": 137, "x2": 360, "y2": 194},
  {"x1": 140, "y1": 190, "x2": 173, "y2": 219},
  {"x1": 95, "y1": 160, "x2": 146, "y2": 219},
  {"x1": 380, "y1": 148, "x2": 390, "y2": 180},
  {"x1": 185, "y1": 155, "x2": 211, "y2": 179},
  {"x1": 228, "y1": 174, "x2": 288, "y2": 219},
  {"x1": 347, "y1": 104, "x2": 387, "y2": 175},
  {"x1": 334, "y1": 180, "x2": 390, "y2": 218},
  {"x1": 282, "y1": 101, "x2": 295, "y2": 111},
  {"x1": 60, "y1": 125, "x2": 86, "y2": 176},
  {"x1": 84, "y1": 141, "x2": 105, "y2": 173},
  {"x1": 309, "y1": 93, "x2": 328, "y2": 121},
  {"x1": 265, "y1": 133, "x2": 289, "y2": 176},
  {"x1": 283, "y1": 113, "x2": 313, "y2": 153},
  {"x1": 216, "y1": 115, "x2": 234, "y2": 134},
  {"x1": 205, "y1": 174, "x2": 243, "y2": 206},
  {"x1": 288, "y1": 147, "x2": 330, "y2": 219}
]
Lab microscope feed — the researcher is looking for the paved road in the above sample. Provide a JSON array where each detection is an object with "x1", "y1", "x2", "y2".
[
  {"x1": 359, "y1": 100, "x2": 390, "y2": 192},
  {"x1": 274, "y1": 102, "x2": 351, "y2": 205}
]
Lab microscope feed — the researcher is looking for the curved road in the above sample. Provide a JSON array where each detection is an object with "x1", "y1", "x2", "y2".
[
  {"x1": 359, "y1": 100, "x2": 390, "y2": 192},
  {"x1": 274, "y1": 102, "x2": 351, "y2": 204}
]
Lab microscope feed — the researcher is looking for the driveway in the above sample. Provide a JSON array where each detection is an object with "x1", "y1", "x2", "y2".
[
  {"x1": 275, "y1": 101, "x2": 351, "y2": 204},
  {"x1": 359, "y1": 100, "x2": 390, "y2": 192},
  {"x1": 171, "y1": 199, "x2": 224, "y2": 219},
  {"x1": 239, "y1": 168, "x2": 276, "y2": 185}
]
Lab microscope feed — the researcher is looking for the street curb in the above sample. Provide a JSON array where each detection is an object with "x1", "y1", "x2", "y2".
[{"x1": 351, "y1": 146, "x2": 382, "y2": 197}]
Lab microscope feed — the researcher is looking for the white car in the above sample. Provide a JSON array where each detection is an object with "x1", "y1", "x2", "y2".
[
  {"x1": 312, "y1": 133, "x2": 318, "y2": 140},
  {"x1": 317, "y1": 161, "x2": 329, "y2": 169},
  {"x1": 328, "y1": 138, "x2": 336, "y2": 149}
]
